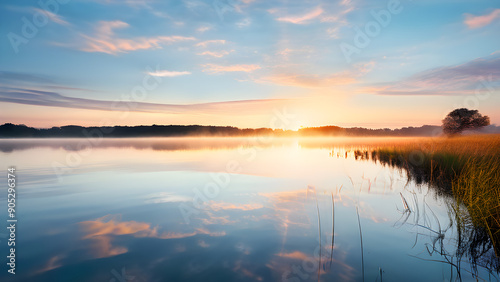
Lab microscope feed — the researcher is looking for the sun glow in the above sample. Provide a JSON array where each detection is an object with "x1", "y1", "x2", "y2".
[{"x1": 289, "y1": 124, "x2": 303, "y2": 131}]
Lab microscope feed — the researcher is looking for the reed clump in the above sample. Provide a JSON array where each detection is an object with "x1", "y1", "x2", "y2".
[{"x1": 370, "y1": 134, "x2": 500, "y2": 256}]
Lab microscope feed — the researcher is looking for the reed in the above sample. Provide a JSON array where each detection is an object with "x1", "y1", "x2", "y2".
[
  {"x1": 330, "y1": 192, "x2": 335, "y2": 268},
  {"x1": 356, "y1": 204, "x2": 365, "y2": 282},
  {"x1": 369, "y1": 134, "x2": 500, "y2": 256}
]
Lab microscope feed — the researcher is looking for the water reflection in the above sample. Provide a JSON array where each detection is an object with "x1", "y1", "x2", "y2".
[
  {"x1": 367, "y1": 149, "x2": 500, "y2": 278},
  {"x1": 80, "y1": 215, "x2": 226, "y2": 259},
  {"x1": 0, "y1": 138, "x2": 498, "y2": 281},
  {"x1": 0, "y1": 137, "x2": 423, "y2": 153}
]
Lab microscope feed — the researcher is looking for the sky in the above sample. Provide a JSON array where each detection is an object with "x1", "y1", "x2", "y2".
[{"x1": 1, "y1": 0, "x2": 499, "y2": 130}]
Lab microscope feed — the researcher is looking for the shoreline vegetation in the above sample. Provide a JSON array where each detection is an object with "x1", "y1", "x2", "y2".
[
  {"x1": 0, "y1": 123, "x2": 444, "y2": 138},
  {"x1": 368, "y1": 135, "x2": 500, "y2": 260}
]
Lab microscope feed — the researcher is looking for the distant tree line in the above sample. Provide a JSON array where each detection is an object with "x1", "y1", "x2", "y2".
[
  {"x1": 297, "y1": 125, "x2": 443, "y2": 137},
  {"x1": 0, "y1": 123, "x2": 448, "y2": 138}
]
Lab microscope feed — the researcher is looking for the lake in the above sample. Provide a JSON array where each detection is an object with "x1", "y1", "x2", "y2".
[{"x1": 0, "y1": 138, "x2": 498, "y2": 282}]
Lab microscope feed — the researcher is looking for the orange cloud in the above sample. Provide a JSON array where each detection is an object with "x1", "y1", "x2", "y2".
[
  {"x1": 277, "y1": 251, "x2": 309, "y2": 260},
  {"x1": 80, "y1": 217, "x2": 152, "y2": 238},
  {"x1": 464, "y1": 9, "x2": 500, "y2": 29},
  {"x1": 209, "y1": 201, "x2": 264, "y2": 211},
  {"x1": 276, "y1": 7, "x2": 324, "y2": 24},
  {"x1": 79, "y1": 216, "x2": 225, "y2": 258},
  {"x1": 79, "y1": 21, "x2": 195, "y2": 54},
  {"x1": 36, "y1": 255, "x2": 65, "y2": 274}
]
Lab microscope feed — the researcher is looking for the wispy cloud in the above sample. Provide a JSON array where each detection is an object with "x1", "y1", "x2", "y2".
[
  {"x1": 197, "y1": 50, "x2": 231, "y2": 58},
  {"x1": 320, "y1": 5, "x2": 353, "y2": 23},
  {"x1": 275, "y1": 6, "x2": 324, "y2": 24},
  {"x1": 236, "y1": 18, "x2": 251, "y2": 28},
  {"x1": 80, "y1": 215, "x2": 225, "y2": 258},
  {"x1": 184, "y1": 0, "x2": 208, "y2": 10},
  {"x1": 196, "y1": 40, "x2": 226, "y2": 47},
  {"x1": 0, "y1": 86, "x2": 285, "y2": 114},
  {"x1": 146, "y1": 70, "x2": 191, "y2": 77},
  {"x1": 197, "y1": 26, "x2": 212, "y2": 33},
  {"x1": 326, "y1": 27, "x2": 340, "y2": 38},
  {"x1": 33, "y1": 8, "x2": 70, "y2": 26},
  {"x1": 257, "y1": 72, "x2": 355, "y2": 88},
  {"x1": 277, "y1": 251, "x2": 309, "y2": 260},
  {"x1": 195, "y1": 40, "x2": 230, "y2": 57},
  {"x1": 92, "y1": 0, "x2": 154, "y2": 8},
  {"x1": 275, "y1": 46, "x2": 314, "y2": 61},
  {"x1": 202, "y1": 64, "x2": 261, "y2": 73},
  {"x1": 256, "y1": 61, "x2": 373, "y2": 88},
  {"x1": 86, "y1": 0, "x2": 172, "y2": 19},
  {"x1": 0, "y1": 71, "x2": 53, "y2": 84},
  {"x1": 76, "y1": 21, "x2": 195, "y2": 54},
  {"x1": 464, "y1": 9, "x2": 500, "y2": 29},
  {"x1": 209, "y1": 201, "x2": 263, "y2": 211},
  {"x1": 365, "y1": 54, "x2": 500, "y2": 95}
]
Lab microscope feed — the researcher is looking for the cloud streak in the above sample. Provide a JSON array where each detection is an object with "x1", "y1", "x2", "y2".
[
  {"x1": 258, "y1": 73, "x2": 355, "y2": 88},
  {"x1": 77, "y1": 21, "x2": 195, "y2": 54},
  {"x1": 33, "y1": 8, "x2": 70, "y2": 26},
  {"x1": 255, "y1": 61, "x2": 374, "y2": 88},
  {"x1": 0, "y1": 86, "x2": 286, "y2": 114},
  {"x1": 196, "y1": 40, "x2": 226, "y2": 47},
  {"x1": 464, "y1": 9, "x2": 500, "y2": 29},
  {"x1": 366, "y1": 54, "x2": 500, "y2": 95},
  {"x1": 197, "y1": 50, "x2": 231, "y2": 58},
  {"x1": 147, "y1": 70, "x2": 191, "y2": 77},
  {"x1": 275, "y1": 7, "x2": 324, "y2": 24},
  {"x1": 202, "y1": 64, "x2": 261, "y2": 73}
]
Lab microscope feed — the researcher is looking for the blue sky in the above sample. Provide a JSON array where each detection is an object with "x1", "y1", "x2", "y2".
[{"x1": 1, "y1": 0, "x2": 499, "y2": 129}]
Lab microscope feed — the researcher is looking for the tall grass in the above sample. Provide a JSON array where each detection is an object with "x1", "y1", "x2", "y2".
[
  {"x1": 369, "y1": 134, "x2": 500, "y2": 256},
  {"x1": 453, "y1": 152, "x2": 500, "y2": 257},
  {"x1": 356, "y1": 204, "x2": 365, "y2": 282}
]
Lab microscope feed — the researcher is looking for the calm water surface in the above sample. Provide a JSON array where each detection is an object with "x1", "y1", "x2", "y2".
[{"x1": 0, "y1": 138, "x2": 497, "y2": 282}]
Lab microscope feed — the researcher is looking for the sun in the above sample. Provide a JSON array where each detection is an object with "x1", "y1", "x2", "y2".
[{"x1": 288, "y1": 124, "x2": 303, "y2": 131}]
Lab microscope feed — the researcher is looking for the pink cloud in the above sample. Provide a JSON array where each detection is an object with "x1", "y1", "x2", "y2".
[
  {"x1": 464, "y1": 9, "x2": 500, "y2": 29},
  {"x1": 276, "y1": 7, "x2": 324, "y2": 24}
]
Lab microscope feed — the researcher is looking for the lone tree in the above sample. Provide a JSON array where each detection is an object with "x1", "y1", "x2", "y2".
[{"x1": 442, "y1": 108, "x2": 490, "y2": 135}]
